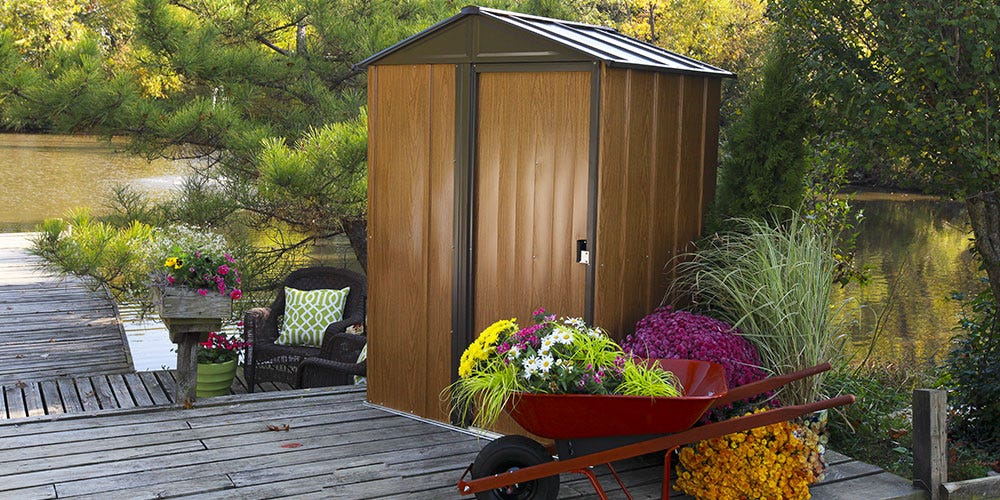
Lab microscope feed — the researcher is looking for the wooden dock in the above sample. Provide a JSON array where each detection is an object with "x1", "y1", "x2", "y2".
[
  {"x1": 0, "y1": 233, "x2": 132, "y2": 385},
  {"x1": 0, "y1": 387, "x2": 926, "y2": 499}
]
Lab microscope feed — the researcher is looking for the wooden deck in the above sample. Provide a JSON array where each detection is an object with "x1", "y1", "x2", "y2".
[
  {"x1": 0, "y1": 368, "x2": 292, "y2": 420},
  {"x1": 0, "y1": 233, "x2": 132, "y2": 385},
  {"x1": 0, "y1": 387, "x2": 927, "y2": 499}
]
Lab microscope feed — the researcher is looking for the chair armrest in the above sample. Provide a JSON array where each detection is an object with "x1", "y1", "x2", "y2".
[
  {"x1": 319, "y1": 313, "x2": 365, "y2": 355},
  {"x1": 298, "y1": 357, "x2": 367, "y2": 376},
  {"x1": 296, "y1": 357, "x2": 367, "y2": 387},
  {"x1": 243, "y1": 307, "x2": 278, "y2": 343},
  {"x1": 320, "y1": 331, "x2": 366, "y2": 361}
]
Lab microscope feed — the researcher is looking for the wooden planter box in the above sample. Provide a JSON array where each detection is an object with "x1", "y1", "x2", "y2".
[{"x1": 151, "y1": 287, "x2": 232, "y2": 342}]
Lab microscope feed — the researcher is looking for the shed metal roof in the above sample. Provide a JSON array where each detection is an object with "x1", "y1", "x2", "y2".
[{"x1": 356, "y1": 6, "x2": 735, "y2": 78}]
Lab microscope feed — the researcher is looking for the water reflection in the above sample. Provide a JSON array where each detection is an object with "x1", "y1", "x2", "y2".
[
  {"x1": 834, "y1": 192, "x2": 980, "y2": 369},
  {"x1": 0, "y1": 133, "x2": 183, "y2": 230}
]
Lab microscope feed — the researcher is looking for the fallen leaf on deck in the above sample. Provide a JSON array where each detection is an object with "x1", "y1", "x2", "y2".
[
  {"x1": 280, "y1": 443, "x2": 302, "y2": 448},
  {"x1": 266, "y1": 423, "x2": 291, "y2": 432}
]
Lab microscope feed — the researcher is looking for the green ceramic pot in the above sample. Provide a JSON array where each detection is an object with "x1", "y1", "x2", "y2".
[{"x1": 196, "y1": 359, "x2": 237, "y2": 397}]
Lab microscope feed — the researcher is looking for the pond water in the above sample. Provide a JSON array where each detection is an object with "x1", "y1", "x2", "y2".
[
  {"x1": 833, "y1": 191, "x2": 981, "y2": 370},
  {"x1": 0, "y1": 134, "x2": 980, "y2": 371},
  {"x1": 0, "y1": 133, "x2": 184, "y2": 230}
]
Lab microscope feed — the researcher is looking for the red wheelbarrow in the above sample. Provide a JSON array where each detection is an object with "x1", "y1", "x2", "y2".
[{"x1": 457, "y1": 359, "x2": 855, "y2": 499}]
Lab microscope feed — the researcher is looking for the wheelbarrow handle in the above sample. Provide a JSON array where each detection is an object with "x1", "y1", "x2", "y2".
[{"x1": 711, "y1": 362, "x2": 832, "y2": 409}]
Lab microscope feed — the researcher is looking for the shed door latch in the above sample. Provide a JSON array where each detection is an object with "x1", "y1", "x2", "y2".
[{"x1": 576, "y1": 239, "x2": 590, "y2": 265}]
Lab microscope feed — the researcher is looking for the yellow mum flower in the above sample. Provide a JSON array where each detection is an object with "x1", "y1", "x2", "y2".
[{"x1": 457, "y1": 318, "x2": 517, "y2": 379}]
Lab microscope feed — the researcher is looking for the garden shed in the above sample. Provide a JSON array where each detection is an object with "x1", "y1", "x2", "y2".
[{"x1": 359, "y1": 6, "x2": 733, "y2": 424}]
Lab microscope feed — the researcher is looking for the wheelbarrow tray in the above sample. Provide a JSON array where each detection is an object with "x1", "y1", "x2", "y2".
[{"x1": 505, "y1": 359, "x2": 728, "y2": 439}]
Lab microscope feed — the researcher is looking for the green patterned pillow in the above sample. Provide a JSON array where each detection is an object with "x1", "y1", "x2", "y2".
[{"x1": 276, "y1": 286, "x2": 350, "y2": 347}]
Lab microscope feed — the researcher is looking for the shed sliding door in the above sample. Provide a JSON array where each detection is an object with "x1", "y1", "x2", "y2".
[{"x1": 473, "y1": 71, "x2": 591, "y2": 333}]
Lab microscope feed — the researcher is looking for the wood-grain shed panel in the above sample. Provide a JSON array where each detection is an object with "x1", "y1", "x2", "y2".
[
  {"x1": 593, "y1": 68, "x2": 721, "y2": 340},
  {"x1": 366, "y1": 64, "x2": 455, "y2": 421}
]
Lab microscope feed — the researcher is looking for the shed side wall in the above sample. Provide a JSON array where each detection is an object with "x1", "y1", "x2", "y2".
[
  {"x1": 367, "y1": 64, "x2": 455, "y2": 421},
  {"x1": 593, "y1": 67, "x2": 721, "y2": 340}
]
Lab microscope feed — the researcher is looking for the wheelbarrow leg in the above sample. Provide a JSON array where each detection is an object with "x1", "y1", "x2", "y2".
[
  {"x1": 606, "y1": 462, "x2": 633, "y2": 500},
  {"x1": 574, "y1": 467, "x2": 611, "y2": 500},
  {"x1": 662, "y1": 446, "x2": 678, "y2": 500}
]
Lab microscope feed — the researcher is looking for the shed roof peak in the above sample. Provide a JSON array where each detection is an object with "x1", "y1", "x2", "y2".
[{"x1": 356, "y1": 6, "x2": 735, "y2": 78}]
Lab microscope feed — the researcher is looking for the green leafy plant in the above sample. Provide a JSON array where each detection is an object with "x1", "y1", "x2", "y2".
[
  {"x1": 672, "y1": 212, "x2": 847, "y2": 406},
  {"x1": 448, "y1": 309, "x2": 683, "y2": 429},
  {"x1": 941, "y1": 283, "x2": 1000, "y2": 456},
  {"x1": 825, "y1": 363, "x2": 921, "y2": 479}
]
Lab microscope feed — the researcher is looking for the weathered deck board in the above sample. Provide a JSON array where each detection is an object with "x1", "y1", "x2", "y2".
[
  {"x1": 0, "y1": 369, "x2": 293, "y2": 420},
  {"x1": 0, "y1": 233, "x2": 133, "y2": 384},
  {"x1": 0, "y1": 387, "x2": 926, "y2": 499}
]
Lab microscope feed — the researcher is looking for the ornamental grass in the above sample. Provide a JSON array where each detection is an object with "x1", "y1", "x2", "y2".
[{"x1": 671, "y1": 213, "x2": 847, "y2": 406}]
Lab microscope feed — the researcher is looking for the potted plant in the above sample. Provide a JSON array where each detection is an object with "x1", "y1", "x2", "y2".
[
  {"x1": 196, "y1": 331, "x2": 248, "y2": 397},
  {"x1": 449, "y1": 308, "x2": 683, "y2": 429},
  {"x1": 149, "y1": 225, "x2": 244, "y2": 341}
]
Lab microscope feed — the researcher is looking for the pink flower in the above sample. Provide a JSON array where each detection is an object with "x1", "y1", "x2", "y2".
[
  {"x1": 217, "y1": 265, "x2": 230, "y2": 275},
  {"x1": 230, "y1": 289, "x2": 243, "y2": 300},
  {"x1": 167, "y1": 276, "x2": 175, "y2": 285},
  {"x1": 224, "y1": 253, "x2": 235, "y2": 264},
  {"x1": 197, "y1": 289, "x2": 208, "y2": 296}
]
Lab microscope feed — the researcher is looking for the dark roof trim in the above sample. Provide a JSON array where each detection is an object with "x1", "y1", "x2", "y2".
[{"x1": 355, "y1": 6, "x2": 735, "y2": 78}]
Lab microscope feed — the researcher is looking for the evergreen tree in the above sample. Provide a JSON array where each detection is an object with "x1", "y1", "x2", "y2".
[{"x1": 714, "y1": 41, "x2": 811, "y2": 222}]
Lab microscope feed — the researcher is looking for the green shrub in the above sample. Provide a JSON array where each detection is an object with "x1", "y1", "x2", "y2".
[
  {"x1": 941, "y1": 283, "x2": 1000, "y2": 455},
  {"x1": 825, "y1": 363, "x2": 923, "y2": 479}
]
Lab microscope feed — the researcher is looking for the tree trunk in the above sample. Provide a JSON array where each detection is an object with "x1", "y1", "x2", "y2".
[
  {"x1": 342, "y1": 217, "x2": 367, "y2": 273},
  {"x1": 966, "y1": 189, "x2": 1000, "y2": 311}
]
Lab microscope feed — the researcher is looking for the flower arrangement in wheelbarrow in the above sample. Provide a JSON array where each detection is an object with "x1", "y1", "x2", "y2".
[{"x1": 450, "y1": 308, "x2": 683, "y2": 429}]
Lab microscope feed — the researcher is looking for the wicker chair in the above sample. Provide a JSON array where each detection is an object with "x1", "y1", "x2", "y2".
[
  {"x1": 243, "y1": 267, "x2": 366, "y2": 392},
  {"x1": 296, "y1": 333, "x2": 367, "y2": 388}
]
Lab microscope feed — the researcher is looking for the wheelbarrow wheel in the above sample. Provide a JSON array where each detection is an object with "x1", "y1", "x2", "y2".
[{"x1": 471, "y1": 435, "x2": 559, "y2": 500}]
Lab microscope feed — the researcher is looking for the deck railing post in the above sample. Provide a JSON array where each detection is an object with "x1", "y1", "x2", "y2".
[{"x1": 912, "y1": 388, "x2": 947, "y2": 499}]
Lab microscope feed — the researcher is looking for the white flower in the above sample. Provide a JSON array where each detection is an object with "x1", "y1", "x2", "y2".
[
  {"x1": 506, "y1": 345, "x2": 521, "y2": 362},
  {"x1": 539, "y1": 336, "x2": 555, "y2": 353},
  {"x1": 563, "y1": 317, "x2": 586, "y2": 329},
  {"x1": 537, "y1": 355, "x2": 554, "y2": 373},
  {"x1": 552, "y1": 326, "x2": 574, "y2": 344},
  {"x1": 522, "y1": 356, "x2": 538, "y2": 377}
]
